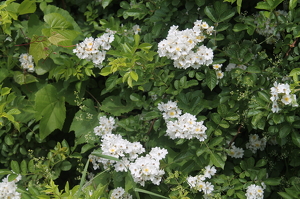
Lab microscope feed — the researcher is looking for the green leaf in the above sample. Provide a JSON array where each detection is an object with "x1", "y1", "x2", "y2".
[
  {"x1": 233, "y1": 23, "x2": 248, "y2": 32},
  {"x1": 279, "y1": 124, "x2": 291, "y2": 138},
  {"x1": 289, "y1": 68, "x2": 300, "y2": 83},
  {"x1": 28, "y1": 159, "x2": 35, "y2": 172},
  {"x1": 48, "y1": 32, "x2": 68, "y2": 45},
  {"x1": 60, "y1": 160, "x2": 72, "y2": 171},
  {"x1": 44, "y1": 13, "x2": 73, "y2": 29},
  {"x1": 255, "y1": 1, "x2": 272, "y2": 10},
  {"x1": 102, "y1": 0, "x2": 113, "y2": 8},
  {"x1": 210, "y1": 152, "x2": 225, "y2": 169},
  {"x1": 206, "y1": 69, "x2": 217, "y2": 91},
  {"x1": 204, "y1": 6, "x2": 217, "y2": 22},
  {"x1": 134, "y1": 188, "x2": 169, "y2": 199},
  {"x1": 278, "y1": 192, "x2": 294, "y2": 199},
  {"x1": 130, "y1": 71, "x2": 138, "y2": 81},
  {"x1": 29, "y1": 35, "x2": 51, "y2": 64},
  {"x1": 91, "y1": 150, "x2": 120, "y2": 162},
  {"x1": 81, "y1": 144, "x2": 95, "y2": 153},
  {"x1": 264, "y1": 177, "x2": 281, "y2": 185},
  {"x1": 289, "y1": 0, "x2": 298, "y2": 10},
  {"x1": 35, "y1": 85, "x2": 66, "y2": 140},
  {"x1": 18, "y1": 0, "x2": 36, "y2": 15},
  {"x1": 257, "y1": 91, "x2": 270, "y2": 103},
  {"x1": 255, "y1": 159, "x2": 267, "y2": 167},
  {"x1": 0, "y1": 169, "x2": 13, "y2": 175},
  {"x1": 100, "y1": 67, "x2": 112, "y2": 76},
  {"x1": 20, "y1": 160, "x2": 27, "y2": 174},
  {"x1": 70, "y1": 99, "x2": 98, "y2": 145},
  {"x1": 195, "y1": 0, "x2": 205, "y2": 7},
  {"x1": 291, "y1": 131, "x2": 300, "y2": 147},
  {"x1": 100, "y1": 96, "x2": 135, "y2": 116},
  {"x1": 11, "y1": 160, "x2": 20, "y2": 174},
  {"x1": 13, "y1": 71, "x2": 38, "y2": 85},
  {"x1": 209, "y1": 137, "x2": 224, "y2": 148}
]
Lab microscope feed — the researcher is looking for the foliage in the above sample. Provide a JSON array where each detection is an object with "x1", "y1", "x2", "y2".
[{"x1": 0, "y1": 0, "x2": 300, "y2": 198}]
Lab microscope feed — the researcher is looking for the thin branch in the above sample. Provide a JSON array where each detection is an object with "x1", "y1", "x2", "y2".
[
  {"x1": 285, "y1": 38, "x2": 299, "y2": 58},
  {"x1": 228, "y1": 125, "x2": 243, "y2": 148},
  {"x1": 147, "y1": 119, "x2": 157, "y2": 135}
]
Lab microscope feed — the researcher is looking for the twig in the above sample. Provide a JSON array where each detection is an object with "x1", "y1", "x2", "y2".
[
  {"x1": 147, "y1": 119, "x2": 157, "y2": 135},
  {"x1": 228, "y1": 125, "x2": 243, "y2": 148},
  {"x1": 285, "y1": 38, "x2": 299, "y2": 57}
]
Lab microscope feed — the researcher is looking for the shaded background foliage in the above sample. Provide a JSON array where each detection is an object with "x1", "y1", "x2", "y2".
[{"x1": 1, "y1": 0, "x2": 300, "y2": 198}]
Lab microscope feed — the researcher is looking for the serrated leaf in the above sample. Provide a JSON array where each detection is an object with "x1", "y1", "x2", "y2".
[
  {"x1": 233, "y1": 23, "x2": 248, "y2": 32},
  {"x1": 28, "y1": 159, "x2": 35, "y2": 172},
  {"x1": 206, "y1": 69, "x2": 217, "y2": 91},
  {"x1": 264, "y1": 177, "x2": 281, "y2": 185},
  {"x1": 44, "y1": 13, "x2": 73, "y2": 29},
  {"x1": 29, "y1": 35, "x2": 51, "y2": 64},
  {"x1": 279, "y1": 124, "x2": 291, "y2": 138},
  {"x1": 11, "y1": 160, "x2": 20, "y2": 174},
  {"x1": 70, "y1": 99, "x2": 98, "y2": 145},
  {"x1": 35, "y1": 85, "x2": 66, "y2": 140},
  {"x1": 48, "y1": 32, "x2": 68, "y2": 45},
  {"x1": 210, "y1": 152, "x2": 225, "y2": 169},
  {"x1": 204, "y1": 7, "x2": 217, "y2": 22},
  {"x1": 100, "y1": 96, "x2": 135, "y2": 116},
  {"x1": 209, "y1": 137, "x2": 224, "y2": 148},
  {"x1": 20, "y1": 160, "x2": 27, "y2": 174},
  {"x1": 18, "y1": 0, "x2": 36, "y2": 15}
]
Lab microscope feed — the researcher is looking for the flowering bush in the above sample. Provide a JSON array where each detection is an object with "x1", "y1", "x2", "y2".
[{"x1": 1, "y1": 0, "x2": 300, "y2": 199}]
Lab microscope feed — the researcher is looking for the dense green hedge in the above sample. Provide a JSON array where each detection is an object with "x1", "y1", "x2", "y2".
[{"x1": 1, "y1": 0, "x2": 300, "y2": 198}]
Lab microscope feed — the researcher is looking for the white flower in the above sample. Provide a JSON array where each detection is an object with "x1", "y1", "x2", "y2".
[
  {"x1": 204, "y1": 165, "x2": 217, "y2": 179},
  {"x1": 245, "y1": 184, "x2": 264, "y2": 199},
  {"x1": 157, "y1": 20, "x2": 214, "y2": 69},
  {"x1": 281, "y1": 94, "x2": 292, "y2": 105},
  {"x1": 216, "y1": 70, "x2": 224, "y2": 79},
  {"x1": 19, "y1": 53, "x2": 35, "y2": 72},
  {"x1": 94, "y1": 116, "x2": 116, "y2": 136},
  {"x1": 228, "y1": 145, "x2": 244, "y2": 158},
  {"x1": 73, "y1": 33, "x2": 114, "y2": 67},
  {"x1": 132, "y1": 25, "x2": 141, "y2": 34},
  {"x1": 246, "y1": 134, "x2": 266, "y2": 153},
  {"x1": 212, "y1": 64, "x2": 222, "y2": 70},
  {"x1": 0, "y1": 174, "x2": 22, "y2": 199}
]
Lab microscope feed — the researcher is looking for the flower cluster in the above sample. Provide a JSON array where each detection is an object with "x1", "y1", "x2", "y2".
[
  {"x1": 158, "y1": 101, "x2": 207, "y2": 141},
  {"x1": 246, "y1": 134, "x2": 267, "y2": 154},
  {"x1": 225, "y1": 63, "x2": 247, "y2": 72},
  {"x1": 89, "y1": 133, "x2": 145, "y2": 170},
  {"x1": 157, "y1": 100, "x2": 182, "y2": 120},
  {"x1": 212, "y1": 64, "x2": 224, "y2": 79},
  {"x1": 93, "y1": 116, "x2": 116, "y2": 136},
  {"x1": 110, "y1": 187, "x2": 132, "y2": 199},
  {"x1": 158, "y1": 20, "x2": 214, "y2": 69},
  {"x1": 254, "y1": 10, "x2": 287, "y2": 44},
  {"x1": 245, "y1": 183, "x2": 265, "y2": 199},
  {"x1": 19, "y1": 53, "x2": 35, "y2": 72},
  {"x1": 0, "y1": 174, "x2": 22, "y2": 199},
  {"x1": 91, "y1": 116, "x2": 168, "y2": 186},
  {"x1": 187, "y1": 165, "x2": 217, "y2": 196},
  {"x1": 270, "y1": 82, "x2": 298, "y2": 113},
  {"x1": 73, "y1": 30, "x2": 114, "y2": 68},
  {"x1": 129, "y1": 147, "x2": 168, "y2": 186},
  {"x1": 227, "y1": 142, "x2": 244, "y2": 158}
]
